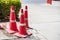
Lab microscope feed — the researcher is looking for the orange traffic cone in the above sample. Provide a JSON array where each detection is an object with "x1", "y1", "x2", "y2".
[
  {"x1": 24, "y1": 5, "x2": 32, "y2": 29},
  {"x1": 47, "y1": 0, "x2": 52, "y2": 4},
  {"x1": 6, "y1": 5, "x2": 18, "y2": 34},
  {"x1": 14, "y1": 9, "x2": 32, "y2": 38}
]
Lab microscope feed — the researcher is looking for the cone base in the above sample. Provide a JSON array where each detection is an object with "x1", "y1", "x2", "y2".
[
  {"x1": 0, "y1": 25, "x2": 4, "y2": 30},
  {"x1": 14, "y1": 33, "x2": 27, "y2": 38},
  {"x1": 26, "y1": 27, "x2": 33, "y2": 29},
  {"x1": 6, "y1": 29, "x2": 17, "y2": 34},
  {"x1": 47, "y1": 3, "x2": 52, "y2": 5},
  {"x1": 0, "y1": 27, "x2": 3, "y2": 29},
  {"x1": 14, "y1": 32, "x2": 32, "y2": 38},
  {"x1": 27, "y1": 32, "x2": 32, "y2": 36},
  {"x1": 0, "y1": 28, "x2": 4, "y2": 30}
]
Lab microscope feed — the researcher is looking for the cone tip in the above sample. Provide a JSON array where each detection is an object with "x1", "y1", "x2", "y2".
[
  {"x1": 25, "y1": 5, "x2": 28, "y2": 9},
  {"x1": 21, "y1": 9, "x2": 23, "y2": 13},
  {"x1": 11, "y1": 5, "x2": 14, "y2": 10}
]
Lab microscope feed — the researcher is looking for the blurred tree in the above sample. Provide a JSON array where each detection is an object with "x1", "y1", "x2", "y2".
[{"x1": 0, "y1": 0, "x2": 21, "y2": 22}]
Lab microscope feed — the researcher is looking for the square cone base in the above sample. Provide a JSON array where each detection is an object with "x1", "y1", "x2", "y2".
[
  {"x1": 14, "y1": 33, "x2": 27, "y2": 38},
  {"x1": 6, "y1": 29, "x2": 17, "y2": 34},
  {"x1": 0, "y1": 27, "x2": 4, "y2": 29},
  {"x1": 26, "y1": 27, "x2": 33, "y2": 29},
  {"x1": 14, "y1": 32, "x2": 32, "y2": 38},
  {"x1": 27, "y1": 32, "x2": 32, "y2": 36}
]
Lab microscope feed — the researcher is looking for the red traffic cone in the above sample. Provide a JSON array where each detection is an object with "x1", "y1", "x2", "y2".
[
  {"x1": 47, "y1": 0, "x2": 52, "y2": 4},
  {"x1": 14, "y1": 9, "x2": 32, "y2": 38},
  {"x1": 6, "y1": 5, "x2": 18, "y2": 34},
  {"x1": 24, "y1": 5, "x2": 32, "y2": 29}
]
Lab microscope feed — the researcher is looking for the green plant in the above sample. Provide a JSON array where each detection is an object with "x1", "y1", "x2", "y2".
[{"x1": 0, "y1": 0, "x2": 21, "y2": 21}]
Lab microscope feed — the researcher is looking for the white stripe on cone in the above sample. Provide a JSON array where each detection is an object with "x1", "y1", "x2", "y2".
[
  {"x1": 11, "y1": 9, "x2": 15, "y2": 12},
  {"x1": 24, "y1": 18, "x2": 28, "y2": 20},
  {"x1": 25, "y1": 9, "x2": 27, "y2": 11},
  {"x1": 21, "y1": 13, "x2": 24, "y2": 15},
  {"x1": 19, "y1": 23, "x2": 25, "y2": 26},
  {"x1": 10, "y1": 20, "x2": 16, "y2": 22}
]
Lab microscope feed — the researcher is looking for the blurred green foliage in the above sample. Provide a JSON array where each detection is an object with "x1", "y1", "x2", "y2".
[{"x1": 0, "y1": 0, "x2": 21, "y2": 19}]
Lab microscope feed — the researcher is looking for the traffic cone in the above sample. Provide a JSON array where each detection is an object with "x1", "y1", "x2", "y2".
[
  {"x1": 6, "y1": 5, "x2": 18, "y2": 34},
  {"x1": 14, "y1": 9, "x2": 32, "y2": 38},
  {"x1": 47, "y1": 0, "x2": 52, "y2": 4},
  {"x1": 24, "y1": 5, "x2": 32, "y2": 29}
]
